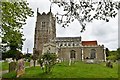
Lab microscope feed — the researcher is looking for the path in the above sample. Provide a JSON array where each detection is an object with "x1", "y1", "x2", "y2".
[{"x1": 0, "y1": 70, "x2": 8, "y2": 75}]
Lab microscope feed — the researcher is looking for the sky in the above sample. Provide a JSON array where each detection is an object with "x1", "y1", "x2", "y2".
[{"x1": 22, "y1": 0, "x2": 119, "y2": 53}]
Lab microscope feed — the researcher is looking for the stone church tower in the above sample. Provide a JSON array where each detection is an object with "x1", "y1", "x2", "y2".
[
  {"x1": 33, "y1": 8, "x2": 106, "y2": 61},
  {"x1": 33, "y1": 8, "x2": 56, "y2": 56}
]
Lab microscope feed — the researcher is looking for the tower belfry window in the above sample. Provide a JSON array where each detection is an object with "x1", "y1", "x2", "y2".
[{"x1": 42, "y1": 22, "x2": 45, "y2": 28}]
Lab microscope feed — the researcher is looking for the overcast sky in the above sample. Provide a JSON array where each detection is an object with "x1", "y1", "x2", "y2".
[{"x1": 22, "y1": 0, "x2": 119, "y2": 53}]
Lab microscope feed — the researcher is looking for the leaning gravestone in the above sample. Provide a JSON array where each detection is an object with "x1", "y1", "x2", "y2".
[
  {"x1": 16, "y1": 59, "x2": 25, "y2": 77},
  {"x1": 9, "y1": 62, "x2": 17, "y2": 72}
]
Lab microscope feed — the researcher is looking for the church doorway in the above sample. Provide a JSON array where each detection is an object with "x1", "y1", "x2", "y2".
[
  {"x1": 70, "y1": 50, "x2": 76, "y2": 59},
  {"x1": 90, "y1": 49, "x2": 96, "y2": 59}
]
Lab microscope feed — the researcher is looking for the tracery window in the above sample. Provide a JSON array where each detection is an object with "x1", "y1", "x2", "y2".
[{"x1": 90, "y1": 49, "x2": 96, "y2": 59}]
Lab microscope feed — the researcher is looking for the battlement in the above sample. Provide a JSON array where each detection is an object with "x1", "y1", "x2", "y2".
[{"x1": 37, "y1": 8, "x2": 53, "y2": 17}]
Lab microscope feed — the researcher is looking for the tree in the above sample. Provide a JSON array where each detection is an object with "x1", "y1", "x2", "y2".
[
  {"x1": 50, "y1": 0, "x2": 120, "y2": 32},
  {"x1": 107, "y1": 49, "x2": 119, "y2": 61},
  {"x1": 2, "y1": 49, "x2": 23, "y2": 60},
  {"x1": 117, "y1": 48, "x2": 120, "y2": 60},
  {"x1": 106, "y1": 48, "x2": 110, "y2": 57},
  {"x1": 33, "y1": 52, "x2": 39, "y2": 67},
  {"x1": 24, "y1": 53, "x2": 32, "y2": 62},
  {"x1": 38, "y1": 51, "x2": 57, "y2": 74},
  {"x1": 1, "y1": 1, "x2": 34, "y2": 59},
  {"x1": 106, "y1": 55, "x2": 117, "y2": 61}
]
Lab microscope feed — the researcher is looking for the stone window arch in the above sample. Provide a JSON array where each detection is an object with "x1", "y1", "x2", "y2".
[
  {"x1": 73, "y1": 43, "x2": 75, "y2": 46},
  {"x1": 90, "y1": 49, "x2": 96, "y2": 59},
  {"x1": 70, "y1": 50, "x2": 76, "y2": 58},
  {"x1": 41, "y1": 22, "x2": 45, "y2": 28},
  {"x1": 64, "y1": 43, "x2": 67, "y2": 46},
  {"x1": 68, "y1": 43, "x2": 70, "y2": 46},
  {"x1": 60, "y1": 43, "x2": 62, "y2": 46}
]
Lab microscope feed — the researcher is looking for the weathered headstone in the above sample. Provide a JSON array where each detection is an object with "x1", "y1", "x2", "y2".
[
  {"x1": 85, "y1": 59, "x2": 94, "y2": 64},
  {"x1": 106, "y1": 61, "x2": 113, "y2": 68},
  {"x1": 16, "y1": 59, "x2": 25, "y2": 77},
  {"x1": 35, "y1": 60, "x2": 37, "y2": 66},
  {"x1": 9, "y1": 62, "x2": 17, "y2": 72},
  {"x1": 69, "y1": 59, "x2": 71, "y2": 66},
  {"x1": 30, "y1": 60, "x2": 34, "y2": 67},
  {"x1": 6, "y1": 58, "x2": 13, "y2": 63}
]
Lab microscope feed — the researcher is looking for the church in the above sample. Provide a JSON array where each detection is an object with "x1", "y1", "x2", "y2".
[{"x1": 33, "y1": 8, "x2": 106, "y2": 61}]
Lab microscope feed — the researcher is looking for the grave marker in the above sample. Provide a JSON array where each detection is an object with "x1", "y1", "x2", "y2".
[
  {"x1": 16, "y1": 59, "x2": 25, "y2": 77},
  {"x1": 30, "y1": 60, "x2": 34, "y2": 67},
  {"x1": 9, "y1": 62, "x2": 17, "y2": 72}
]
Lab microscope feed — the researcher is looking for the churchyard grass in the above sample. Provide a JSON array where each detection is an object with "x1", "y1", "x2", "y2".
[
  {"x1": 2, "y1": 71, "x2": 16, "y2": 78},
  {"x1": 25, "y1": 62, "x2": 30, "y2": 67},
  {"x1": 1, "y1": 62, "x2": 9, "y2": 71},
  {"x1": 2, "y1": 61, "x2": 118, "y2": 78},
  {"x1": 2, "y1": 61, "x2": 30, "y2": 71}
]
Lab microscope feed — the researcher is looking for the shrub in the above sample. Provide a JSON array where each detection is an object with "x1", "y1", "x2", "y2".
[{"x1": 38, "y1": 52, "x2": 57, "y2": 73}]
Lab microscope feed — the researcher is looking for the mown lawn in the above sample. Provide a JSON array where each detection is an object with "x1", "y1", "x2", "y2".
[
  {"x1": 1, "y1": 61, "x2": 30, "y2": 71},
  {"x1": 2, "y1": 61, "x2": 118, "y2": 78},
  {"x1": 1, "y1": 62, "x2": 9, "y2": 71}
]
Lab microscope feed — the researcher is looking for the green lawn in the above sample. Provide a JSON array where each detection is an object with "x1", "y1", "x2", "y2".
[
  {"x1": 1, "y1": 62, "x2": 9, "y2": 71},
  {"x1": 2, "y1": 61, "x2": 118, "y2": 78},
  {"x1": 2, "y1": 61, "x2": 30, "y2": 71}
]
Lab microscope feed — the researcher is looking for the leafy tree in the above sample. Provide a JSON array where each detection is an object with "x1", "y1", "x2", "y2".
[
  {"x1": 15, "y1": 51, "x2": 24, "y2": 60},
  {"x1": 38, "y1": 51, "x2": 57, "y2": 73},
  {"x1": 2, "y1": 49, "x2": 23, "y2": 60},
  {"x1": 106, "y1": 48, "x2": 110, "y2": 57},
  {"x1": 117, "y1": 48, "x2": 120, "y2": 60},
  {"x1": 1, "y1": 1, "x2": 34, "y2": 59},
  {"x1": 106, "y1": 55, "x2": 117, "y2": 61},
  {"x1": 50, "y1": 0, "x2": 120, "y2": 32},
  {"x1": 107, "y1": 49, "x2": 120, "y2": 61},
  {"x1": 24, "y1": 53, "x2": 31, "y2": 58},
  {"x1": 24, "y1": 53, "x2": 32, "y2": 62}
]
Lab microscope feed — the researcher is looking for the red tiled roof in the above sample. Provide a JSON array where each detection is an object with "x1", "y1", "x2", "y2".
[{"x1": 82, "y1": 41, "x2": 97, "y2": 46}]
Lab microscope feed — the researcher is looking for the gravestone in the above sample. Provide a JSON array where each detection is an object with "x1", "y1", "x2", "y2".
[
  {"x1": 106, "y1": 61, "x2": 113, "y2": 68},
  {"x1": 35, "y1": 60, "x2": 37, "y2": 66},
  {"x1": 6, "y1": 58, "x2": 13, "y2": 63},
  {"x1": 85, "y1": 59, "x2": 94, "y2": 64},
  {"x1": 36, "y1": 60, "x2": 39, "y2": 66},
  {"x1": 9, "y1": 62, "x2": 17, "y2": 72},
  {"x1": 30, "y1": 60, "x2": 34, "y2": 67},
  {"x1": 69, "y1": 58, "x2": 75, "y2": 66},
  {"x1": 16, "y1": 59, "x2": 25, "y2": 77},
  {"x1": 69, "y1": 59, "x2": 72, "y2": 66}
]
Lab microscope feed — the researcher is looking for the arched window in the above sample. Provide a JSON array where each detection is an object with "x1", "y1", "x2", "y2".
[
  {"x1": 90, "y1": 49, "x2": 96, "y2": 59},
  {"x1": 42, "y1": 22, "x2": 45, "y2": 28},
  {"x1": 64, "y1": 43, "x2": 67, "y2": 46},
  {"x1": 68, "y1": 43, "x2": 70, "y2": 46},
  {"x1": 76, "y1": 44, "x2": 79, "y2": 46},
  {"x1": 73, "y1": 43, "x2": 75, "y2": 46},
  {"x1": 60, "y1": 43, "x2": 62, "y2": 46},
  {"x1": 70, "y1": 50, "x2": 76, "y2": 58}
]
